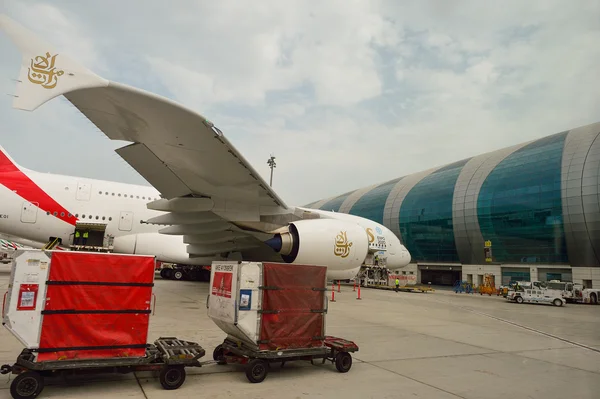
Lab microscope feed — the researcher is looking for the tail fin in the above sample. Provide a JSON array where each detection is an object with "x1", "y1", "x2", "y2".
[{"x1": 0, "y1": 14, "x2": 109, "y2": 112}]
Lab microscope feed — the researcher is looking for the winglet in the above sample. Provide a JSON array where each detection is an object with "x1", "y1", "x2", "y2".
[{"x1": 0, "y1": 14, "x2": 109, "y2": 111}]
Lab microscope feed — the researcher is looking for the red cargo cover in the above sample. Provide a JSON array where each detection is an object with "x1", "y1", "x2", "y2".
[
  {"x1": 259, "y1": 262, "x2": 327, "y2": 351},
  {"x1": 37, "y1": 252, "x2": 155, "y2": 361}
]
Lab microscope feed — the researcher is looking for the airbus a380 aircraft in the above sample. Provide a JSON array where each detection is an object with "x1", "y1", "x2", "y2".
[{"x1": 0, "y1": 15, "x2": 411, "y2": 281}]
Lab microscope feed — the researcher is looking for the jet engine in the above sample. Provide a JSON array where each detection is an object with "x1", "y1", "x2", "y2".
[{"x1": 264, "y1": 219, "x2": 369, "y2": 271}]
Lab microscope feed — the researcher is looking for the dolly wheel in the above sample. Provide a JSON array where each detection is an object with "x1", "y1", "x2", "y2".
[
  {"x1": 246, "y1": 359, "x2": 268, "y2": 383},
  {"x1": 10, "y1": 371, "x2": 44, "y2": 399},
  {"x1": 335, "y1": 352, "x2": 352, "y2": 373},
  {"x1": 159, "y1": 366, "x2": 186, "y2": 390},
  {"x1": 213, "y1": 345, "x2": 227, "y2": 365}
]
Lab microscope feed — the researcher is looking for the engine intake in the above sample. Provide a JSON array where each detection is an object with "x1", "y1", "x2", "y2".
[{"x1": 264, "y1": 219, "x2": 369, "y2": 270}]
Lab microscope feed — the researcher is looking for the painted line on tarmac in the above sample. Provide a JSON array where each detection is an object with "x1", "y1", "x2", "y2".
[{"x1": 434, "y1": 298, "x2": 600, "y2": 354}]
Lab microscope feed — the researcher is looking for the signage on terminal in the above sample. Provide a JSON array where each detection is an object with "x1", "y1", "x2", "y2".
[{"x1": 484, "y1": 240, "x2": 493, "y2": 263}]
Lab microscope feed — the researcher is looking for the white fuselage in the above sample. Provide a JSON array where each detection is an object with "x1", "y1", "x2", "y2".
[
  {"x1": 0, "y1": 163, "x2": 411, "y2": 280},
  {"x1": 0, "y1": 167, "x2": 163, "y2": 245}
]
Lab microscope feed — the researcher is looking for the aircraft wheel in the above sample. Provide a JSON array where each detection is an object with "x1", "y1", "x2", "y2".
[{"x1": 173, "y1": 270, "x2": 184, "y2": 280}]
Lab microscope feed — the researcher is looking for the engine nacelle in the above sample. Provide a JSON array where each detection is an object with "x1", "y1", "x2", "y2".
[{"x1": 264, "y1": 219, "x2": 369, "y2": 272}]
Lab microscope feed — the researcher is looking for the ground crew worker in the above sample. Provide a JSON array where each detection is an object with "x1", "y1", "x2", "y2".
[
  {"x1": 395, "y1": 277, "x2": 400, "y2": 292},
  {"x1": 74, "y1": 230, "x2": 81, "y2": 245},
  {"x1": 82, "y1": 231, "x2": 89, "y2": 246}
]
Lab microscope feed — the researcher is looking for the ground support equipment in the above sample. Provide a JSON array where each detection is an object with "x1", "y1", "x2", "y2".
[
  {"x1": 213, "y1": 335, "x2": 359, "y2": 383},
  {"x1": 0, "y1": 337, "x2": 206, "y2": 399}
]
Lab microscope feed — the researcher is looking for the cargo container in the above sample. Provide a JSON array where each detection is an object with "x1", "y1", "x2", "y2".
[
  {"x1": 2, "y1": 249, "x2": 156, "y2": 361},
  {"x1": 1, "y1": 250, "x2": 207, "y2": 398},
  {"x1": 208, "y1": 261, "x2": 328, "y2": 351},
  {"x1": 207, "y1": 261, "x2": 359, "y2": 383}
]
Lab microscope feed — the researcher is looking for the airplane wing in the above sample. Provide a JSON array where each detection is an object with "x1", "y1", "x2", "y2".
[{"x1": 0, "y1": 14, "x2": 289, "y2": 257}]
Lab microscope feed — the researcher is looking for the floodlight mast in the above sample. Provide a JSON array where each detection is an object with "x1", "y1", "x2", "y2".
[{"x1": 267, "y1": 155, "x2": 276, "y2": 187}]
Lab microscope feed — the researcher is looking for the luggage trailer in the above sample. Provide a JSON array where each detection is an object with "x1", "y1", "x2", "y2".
[
  {"x1": 2, "y1": 252, "x2": 359, "y2": 398},
  {"x1": 206, "y1": 261, "x2": 360, "y2": 383},
  {"x1": 1, "y1": 337, "x2": 207, "y2": 398}
]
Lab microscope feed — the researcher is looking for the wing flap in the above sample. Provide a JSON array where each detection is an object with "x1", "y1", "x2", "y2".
[{"x1": 115, "y1": 143, "x2": 191, "y2": 199}]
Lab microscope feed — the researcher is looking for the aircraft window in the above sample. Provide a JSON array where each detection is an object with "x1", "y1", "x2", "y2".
[
  {"x1": 82, "y1": 214, "x2": 86, "y2": 218},
  {"x1": 75, "y1": 214, "x2": 79, "y2": 217},
  {"x1": 112, "y1": 193, "x2": 115, "y2": 196},
  {"x1": 118, "y1": 194, "x2": 121, "y2": 197},
  {"x1": 105, "y1": 192, "x2": 108, "y2": 195},
  {"x1": 142, "y1": 197, "x2": 146, "y2": 199},
  {"x1": 95, "y1": 216, "x2": 99, "y2": 220},
  {"x1": 109, "y1": 217, "x2": 112, "y2": 221},
  {"x1": 89, "y1": 215, "x2": 92, "y2": 219},
  {"x1": 60, "y1": 212, "x2": 65, "y2": 217},
  {"x1": 102, "y1": 216, "x2": 106, "y2": 220},
  {"x1": 136, "y1": 196, "x2": 140, "y2": 199},
  {"x1": 53, "y1": 212, "x2": 58, "y2": 216},
  {"x1": 46, "y1": 211, "x2": 50, "y2": 215},
  {"x1": 98, "y1": 191, "x2": 102, "y2": 194}
]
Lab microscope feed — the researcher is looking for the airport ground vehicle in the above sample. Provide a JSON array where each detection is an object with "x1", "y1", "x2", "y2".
[
  {"x1": 1, "y1": 337, "x2": 207, "y2": 398},
  {"x1": 159, "y1": 262, "x2": 212, "y2": 281},
  {"x1": 1, "y1": 250, "x2": 211, "y2": 398},
  {"x1": 506, "y1": 287, "x2": 566, "y2": 307},
  {"x1": 2, "y1": 252, "x2": 359, "y2": 396},
  {"x1": 207, "y1": 261, "x2": 359, "y2": 383},
  {"x1": 545, "y1": 280, "x2": 600, "y2": 304},
  {"x1": 214, "y1": 335, "x2": 359, "y2": 383}
]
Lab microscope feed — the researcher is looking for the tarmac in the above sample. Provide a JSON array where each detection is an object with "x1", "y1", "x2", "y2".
[{"x1": 1, "y1": 264, "x2": 600, "y2": 399}]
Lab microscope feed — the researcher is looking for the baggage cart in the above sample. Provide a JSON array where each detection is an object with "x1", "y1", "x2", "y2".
[
  {"x1": 213, "y1": 335, "x2": 359, "y2": 383},
  {"x1": 1, "y1": 337, "x2": 207, "y2": 398},
  {"x1": 207, "y1": 261, "x2": 359, "y2": 383}
]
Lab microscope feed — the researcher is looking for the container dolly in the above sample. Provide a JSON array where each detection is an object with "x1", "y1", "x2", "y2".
[
  {"x1": 0, "y1": 337, "x2": 207, "y2": 399},
  {"x1": 212, "y1": 335, "x2": 359, "y2": 383}
]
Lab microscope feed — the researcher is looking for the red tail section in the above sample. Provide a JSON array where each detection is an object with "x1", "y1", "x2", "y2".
[
  {"x1": 0, "y1": 145, "x2": 20, "y2": 174},
  {"x1": 0, "y1": 145, "x2": 77, "y2": 226}
]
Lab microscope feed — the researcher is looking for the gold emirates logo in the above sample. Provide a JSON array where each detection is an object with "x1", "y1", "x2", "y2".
[
  {"x1": 27, "y1": 52, "x2": 64, "y2": 89},
  {"x1": 333, "y1": 231, "x2": 353, "y2": 258}
]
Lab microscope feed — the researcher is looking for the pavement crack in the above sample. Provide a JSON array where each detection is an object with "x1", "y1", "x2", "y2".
[{"x1": 365, "y1": 360, "x2": 468, "y2": 399}]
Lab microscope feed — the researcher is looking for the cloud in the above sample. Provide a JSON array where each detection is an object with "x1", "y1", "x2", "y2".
[{"x1": 0, "y1": 0, "x2": 599, "y2": 207}]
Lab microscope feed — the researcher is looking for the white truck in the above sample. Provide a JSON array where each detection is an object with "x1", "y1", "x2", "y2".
[
  {"x1": 506, "y1": 287, "x2": 566, "y2": 307},
  {"x1": 545, "y1": 280, "x2": 600, "y2": 305}
]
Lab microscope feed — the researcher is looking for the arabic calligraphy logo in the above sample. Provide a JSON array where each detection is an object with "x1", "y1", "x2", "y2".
[
  {"x1": 27, "y1": 52, "x2": 64, "y2": 89},
  {"x1": 334, "y1": 231, "x2": 353, "y2": 258}
]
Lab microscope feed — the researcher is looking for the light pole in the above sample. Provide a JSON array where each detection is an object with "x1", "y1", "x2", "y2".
[{"x1": 267, "y1": 155, "x2": 276, "y2": 187}]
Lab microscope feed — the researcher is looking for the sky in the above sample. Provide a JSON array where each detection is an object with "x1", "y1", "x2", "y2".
[{"x1": 0, "y1": 0, "x2": 599, "y2": 206}]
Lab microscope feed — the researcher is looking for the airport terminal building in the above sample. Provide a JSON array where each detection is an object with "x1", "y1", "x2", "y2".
[{"x1": 306, "y1": 122, "x2": 600, "y2": 288}]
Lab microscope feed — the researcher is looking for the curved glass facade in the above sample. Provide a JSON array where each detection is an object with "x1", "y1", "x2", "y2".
[
  {"x1": 398, "y1": 159, "x2": 470, "y2": 262},
  {"x1": 477, "y1": 131, "x2": 569, "y2": 263},
  {"x1": 318, "y1": 191, "x2": 353, "y2": 212},
  {"x1": 348, "y1": 177, "x2": 404, "y2": 224},
  {"x1": 304, "y1": 124, "x2": 600, "y2": 268}
]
